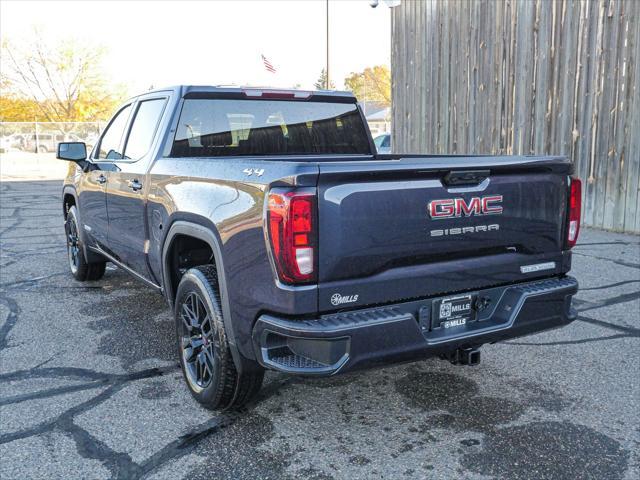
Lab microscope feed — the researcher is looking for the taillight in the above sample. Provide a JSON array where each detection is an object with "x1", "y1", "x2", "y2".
[
  {"x1": 566, "y1": 177, "x2": 582, "y2": 249},
  {"x1": 267, "y1": 189, "x2": 317, "y2": 284}
]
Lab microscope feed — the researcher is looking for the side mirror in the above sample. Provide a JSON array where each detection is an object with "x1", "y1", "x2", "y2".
[{"x1": 57, "y1": 142, "x2": 87, "y2": 162}]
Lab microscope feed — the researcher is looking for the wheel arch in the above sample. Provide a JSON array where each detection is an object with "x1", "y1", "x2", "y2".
[{"x1": 62, "y1": 186, "x2": 78, "y2": 219}]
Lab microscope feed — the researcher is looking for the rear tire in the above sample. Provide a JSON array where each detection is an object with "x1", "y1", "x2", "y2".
[
  {"x1": 65, "y1": 206, "x2": 106, "y2": 281},
  {"x1": 175, "y1": 265, "x2": 264, "y2": 410}
]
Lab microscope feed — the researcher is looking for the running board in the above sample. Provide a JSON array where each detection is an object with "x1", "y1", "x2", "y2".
[{"x1": 88, "y1": 245, "x2": 162, "y2": 292}]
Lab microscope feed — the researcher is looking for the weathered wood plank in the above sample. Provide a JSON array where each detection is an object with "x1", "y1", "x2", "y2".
[
  {"x1": 606, "y1": 0, "x2": 631, "y2": 230},
  {"x1": 593, "y1": 0, "x2": 619, "y2": 228},
  {"x1": 624, "y1": 0, "x2": 640, "y2": 231}
]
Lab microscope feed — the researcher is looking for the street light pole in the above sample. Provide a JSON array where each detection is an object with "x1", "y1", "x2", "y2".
[{"x1": 326, "y1": 0, "x2": 330, "y2": 89}]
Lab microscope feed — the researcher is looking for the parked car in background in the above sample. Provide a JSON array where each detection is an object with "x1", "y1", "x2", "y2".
[
  {"x1": 0, "y1": 133, "x2": 26, "y2": 153},
  {"x1": 374, "y1": 133, "x2": 390, "y2": 153},
  {"x1": 24, "y1": 133, "x2": 84, "y2": 153}
]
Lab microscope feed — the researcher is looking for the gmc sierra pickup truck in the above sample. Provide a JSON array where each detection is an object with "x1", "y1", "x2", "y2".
[{"x1": 58, "y1": 86, "x2": 580, "y2": 410}]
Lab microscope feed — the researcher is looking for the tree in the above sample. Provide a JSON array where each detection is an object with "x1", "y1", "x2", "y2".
[
  {"x1": 0, "y1": 96, "x2": 41, "y2": 122},
  {"x1": 1, "y1": 30, "x2": 127, "y2": 124},
  {"x1": 344, "y1": 65, "x2": 391, "y2": 106},
  {"x1": 314, "y1": 68, "x2": 335, "y2": 90}
]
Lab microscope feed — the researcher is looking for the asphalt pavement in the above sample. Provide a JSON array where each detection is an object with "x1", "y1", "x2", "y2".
[{"x1": 1, "y1": 178, "x2": 638, "y2": 480}]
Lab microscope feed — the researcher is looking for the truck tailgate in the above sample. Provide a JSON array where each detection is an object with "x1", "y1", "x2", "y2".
[{"x1": 317, "y1": 156, "x2": 572, "y2": 311}]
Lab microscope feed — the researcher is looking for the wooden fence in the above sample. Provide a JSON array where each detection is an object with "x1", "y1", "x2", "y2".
[{"x1": 391, "y1": 0, "x2": 639, "y2": 233}]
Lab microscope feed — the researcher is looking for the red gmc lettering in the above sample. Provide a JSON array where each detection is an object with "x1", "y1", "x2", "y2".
[
  {"x1": 429, "y1": 199, "x2": 455, "y2": 218},
  {"x1": 482, "y1": 195, "x2": 503, "y2": 215},
  {"x1": 454, "y1": 197, "x2": 481, "y2": 216},
  {"x1": 428, "y1": 195, "x2": 503, "y2": 219}
]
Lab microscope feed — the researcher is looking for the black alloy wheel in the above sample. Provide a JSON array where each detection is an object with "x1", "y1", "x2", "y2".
[
  {"x1": 179, "y1": 291, "x2": 216, "y2": 391},
  {"x1": 64, "y1": 205, "x2": 106, "y2": 281},
  {"x1": 66, "y1": 213, "x2": 81, "y2": 274},
  {"x1": 174, "y1": 265, "x2": 264, "y2": 410}
]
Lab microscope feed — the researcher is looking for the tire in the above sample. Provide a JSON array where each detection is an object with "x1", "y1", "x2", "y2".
[
  {"x1": 39, "y1": 145, "x2": 48, "y2": 153},
  {"x1": 175, "y1": 265, "x2": 264, "y2": 410},
  {"x1": 65, "y1": 206, "x2": 106, "y2": 281}
]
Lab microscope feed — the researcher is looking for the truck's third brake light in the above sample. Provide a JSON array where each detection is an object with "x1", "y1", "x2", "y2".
[
  {"x1": 243, "y1": 89, "x2": 312, "y2": 99},
  {"x1": 268, "y1": 190, "x2": 316, "y2": 283}
]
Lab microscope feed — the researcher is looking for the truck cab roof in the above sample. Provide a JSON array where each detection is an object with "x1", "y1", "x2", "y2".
[{"x1": 131, "y1": 85, "x2": 356, "y2": 102}]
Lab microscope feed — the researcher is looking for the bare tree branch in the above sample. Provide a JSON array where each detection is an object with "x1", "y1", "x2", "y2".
[{"x1": 1, "y1": 29, "x2": 126, "y2": 123}]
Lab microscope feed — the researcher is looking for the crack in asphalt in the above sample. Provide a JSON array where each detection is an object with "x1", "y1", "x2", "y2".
[
  {"x1": 580, "y1": 279, "x2": 640, "y2": 291},
  {"x1": 1, "y1": 246, "x2": 67, "y2": 257},
  {"x1": 574, "y1": 241, "x2": 640, "y2": 247},
  {"x1": 506, "y1": 332, "x2": 632, "y2": 347},
  {"x1": 575, "y1": 314, "x2": 640, "y2": 335},
  {"x1": 503, "y1": 288, "x2": 640, "y2": 347},
  {"x1": 0, "y1": 366, "x2": 177, "y2": 407},
  {"x1": 0, "y1": 365, "x2": 293, "y2": 480},
  {"x1": 505, "y1": 312, "x2": 640, "y2": 347},
  {"x1": 573, "y1": 290, "x2": 640, "y2": 313},
  {"x1": 2, "y1": 233, "x2": 66, "y2": 240},
  {"x1": 0, "y1": 375, "x2": 176, "y2": 480},
  {"x1": 0, "y1": 295, "x2": 20, "y2": 350},
  {"x1": 0, "y1": 271, "x2": 68, "y2": 290},
  {"x1": 572, "y1": 251, "x2": 640, "y2": 269}
]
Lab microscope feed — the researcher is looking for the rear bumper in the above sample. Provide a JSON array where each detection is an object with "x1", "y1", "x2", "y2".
[{"x1": 252, "y1": 276, "x2": 578, "y2": 375}]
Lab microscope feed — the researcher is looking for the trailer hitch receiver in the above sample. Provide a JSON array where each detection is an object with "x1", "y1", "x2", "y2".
[{"x1": 444, "y1": 347, "x2": 481, "y2": 366}]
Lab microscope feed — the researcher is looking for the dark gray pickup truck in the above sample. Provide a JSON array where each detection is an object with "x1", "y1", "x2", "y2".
[{"x1": 58, "y1": 86, "x2": 581, "y2": 410}]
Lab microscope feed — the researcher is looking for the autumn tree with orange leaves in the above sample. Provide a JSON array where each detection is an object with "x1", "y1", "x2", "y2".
[{"x1": 343, "y1": 65, "x2": 391, "y2": 107}]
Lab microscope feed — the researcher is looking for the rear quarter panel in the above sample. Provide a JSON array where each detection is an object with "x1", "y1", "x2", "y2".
[{"x1": 146, "y1": 157, "x2": 319, "y2": 359}]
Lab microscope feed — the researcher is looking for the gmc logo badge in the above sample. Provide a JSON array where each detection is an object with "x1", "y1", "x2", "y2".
[{"x1": 428, "y1": 195, "x2": 503, "y2": 219}]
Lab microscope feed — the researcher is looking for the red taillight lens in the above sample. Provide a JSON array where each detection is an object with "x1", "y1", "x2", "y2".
[
  {"x1": 566, "y1": 177, "x2": 582, "y2": 248},
  {"x1": 267, "y1": 190, "x2": 316, "y2": 283}
]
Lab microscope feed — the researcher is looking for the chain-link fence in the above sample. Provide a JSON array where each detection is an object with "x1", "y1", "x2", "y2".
[{"x1": 0, "y1": 122, "x2": 107, "y2": 154}]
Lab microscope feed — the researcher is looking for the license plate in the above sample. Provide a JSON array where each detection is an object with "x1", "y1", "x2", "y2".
[{"x1": 433, "y1": 294, "x2": 475, "y2": 329}]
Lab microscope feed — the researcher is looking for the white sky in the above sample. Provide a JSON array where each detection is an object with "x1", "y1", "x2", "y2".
[{"x1": 1, "y1": 0, "x2": 391, "y2": 94}]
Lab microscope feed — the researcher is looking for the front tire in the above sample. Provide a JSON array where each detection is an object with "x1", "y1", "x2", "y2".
[
  {"x1": 65, "y1": 206, "x2": 106, "y2": 281},
  {"x1": 175, "y1": 265, "x2": 264, "y2": 410}
]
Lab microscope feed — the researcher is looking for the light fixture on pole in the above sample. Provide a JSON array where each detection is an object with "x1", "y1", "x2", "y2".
[{"x1": 369, "y1": 0, "x2": 401, "y2": 8}]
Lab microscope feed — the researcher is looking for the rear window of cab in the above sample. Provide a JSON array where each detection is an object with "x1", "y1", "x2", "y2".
[{"x1": 171, "y1": 98, "x2": 371, "y2": 157}]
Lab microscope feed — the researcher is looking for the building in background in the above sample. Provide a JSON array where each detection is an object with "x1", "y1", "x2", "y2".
[
  {"x1": 359, "y1": 100, "x2": 391, "y2": 137},
  {"x1": 391, "y1": 0, "x2": 639, "y2": 233}
]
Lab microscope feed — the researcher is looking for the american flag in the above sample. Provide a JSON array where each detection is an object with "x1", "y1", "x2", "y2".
[{"x1": 261, "y1": 54, "x2": 276, "y2": 74}]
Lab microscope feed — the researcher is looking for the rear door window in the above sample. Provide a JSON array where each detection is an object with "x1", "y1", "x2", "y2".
[{"x1": 123, "y1": 98, "x2": 167, "y2": 160}]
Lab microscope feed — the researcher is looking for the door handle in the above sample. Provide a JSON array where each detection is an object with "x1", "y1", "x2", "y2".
[
  {"x1": 97, "y1": 174, "x2": 107, "y2": 185},
  {"x1": 128, "y1": 179, "x2": 143, "y2": 191}
]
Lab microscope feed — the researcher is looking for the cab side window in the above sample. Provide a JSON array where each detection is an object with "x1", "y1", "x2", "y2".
[
  {"x1": 123, "y1": 98, "x2": 167, "y2": 160},
  {"x1": 98, "y1": 104, "x2": 132, "y2": 159}
]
